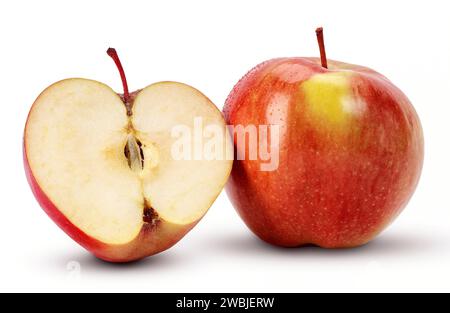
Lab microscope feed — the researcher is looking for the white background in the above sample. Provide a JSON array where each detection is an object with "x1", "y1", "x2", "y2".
[{"x1": 1, "y1": 0, "x2": 449, "y2": 292}]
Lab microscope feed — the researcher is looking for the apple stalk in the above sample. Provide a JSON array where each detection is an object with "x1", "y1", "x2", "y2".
[
  {"x1": 107, "y1": 48, "x2": 132, "y2": 115},
  {"x1": 315, "y1": 27, "x2": 328, "y2": 69}
]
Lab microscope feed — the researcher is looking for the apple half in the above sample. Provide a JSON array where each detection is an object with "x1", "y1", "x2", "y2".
[{"x1": 24, "y1": 49, "x2": 232, "y2": 262}]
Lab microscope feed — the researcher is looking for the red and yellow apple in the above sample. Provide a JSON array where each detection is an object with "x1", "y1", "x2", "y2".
[
  {"x1": 224, "y1": 29, "x2": 424, "y2": 248},
  {"x1": 24, "y1": 49, "x2": 232, "y2": 262}
]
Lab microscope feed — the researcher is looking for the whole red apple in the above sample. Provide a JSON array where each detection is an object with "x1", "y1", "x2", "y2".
[{"x1": 224, "y1": 28, "x2": 424, "y2": 248}]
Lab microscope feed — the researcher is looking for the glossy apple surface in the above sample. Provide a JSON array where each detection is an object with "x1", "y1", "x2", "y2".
[{"x1": 224, "y1": 57, "x2": 423, "y2": 248}]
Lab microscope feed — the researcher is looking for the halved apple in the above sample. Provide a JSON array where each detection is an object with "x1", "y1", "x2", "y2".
[{"x1": 24, "y1": 49, "x2": 232, "y2": 262}]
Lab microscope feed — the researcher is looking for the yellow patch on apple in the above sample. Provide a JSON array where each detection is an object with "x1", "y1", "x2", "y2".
[{"x1": 301, "y1": 71, "x2": 365, "y2": 129}]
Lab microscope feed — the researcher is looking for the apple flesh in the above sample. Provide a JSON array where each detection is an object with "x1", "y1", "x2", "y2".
[
  {"x1": 24, "y1": 51, "x2": 232, "y2": 262},
  {"x1": 224, "y1": 31, "x2": 423, "y2": 248}
]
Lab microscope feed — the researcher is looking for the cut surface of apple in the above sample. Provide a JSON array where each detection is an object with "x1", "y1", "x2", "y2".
[{"x1": 25, "y1": 76, "x2": 232, "y2": 261}]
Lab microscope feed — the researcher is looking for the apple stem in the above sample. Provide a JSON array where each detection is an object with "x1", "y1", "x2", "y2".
[
  {"x1": 107, "y1": 48, "x2": 132, "y2": 114},
  {"x1": 315, "y1": 27, "x2": 328, "y2": 69}
]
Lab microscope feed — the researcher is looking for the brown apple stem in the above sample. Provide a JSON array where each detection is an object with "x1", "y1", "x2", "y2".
[
  {"x1": 315, "y1": 27, "x2": 328, "y2": 69},
  {"x1": 107, "y1": 48, "x2": 132, "y2": 115}
]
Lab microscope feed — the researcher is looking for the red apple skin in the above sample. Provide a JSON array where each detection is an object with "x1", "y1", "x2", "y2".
[
  {"x1": 23, "y1": 93, "x2": 196, "y2": 262},
  {"x1": 224, "y1": 57, "x2": 424, "y2": 248}
]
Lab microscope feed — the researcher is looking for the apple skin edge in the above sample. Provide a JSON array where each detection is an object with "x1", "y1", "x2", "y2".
[
  {"x1": 23, "y1": 114, "x2": 195, "y2": 263},
  {"x1": 224, "y1": 57, "x2": 424, "y2": 248}
]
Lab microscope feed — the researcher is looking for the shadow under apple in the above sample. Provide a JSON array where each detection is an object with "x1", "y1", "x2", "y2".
[
  {"x1": 48, "y1": 248, "x2": 184, "y2": 275},
  {"x1": 210, "y1": 229, "x2": 440, "y2": 260}
]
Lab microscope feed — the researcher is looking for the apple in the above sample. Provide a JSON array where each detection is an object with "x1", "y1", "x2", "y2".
[
  {"x1": 224, "y1": 28, "x2": 424, "y2": 248},
  {"x1": 24, "y1": 48, "x2": 232, "y2": 262}
]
